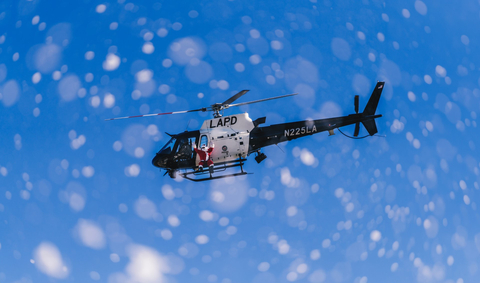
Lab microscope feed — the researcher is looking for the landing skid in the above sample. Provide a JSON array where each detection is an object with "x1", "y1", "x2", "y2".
[{"x1": 180, "y1": 158, "x2": 252, "y2": 182}]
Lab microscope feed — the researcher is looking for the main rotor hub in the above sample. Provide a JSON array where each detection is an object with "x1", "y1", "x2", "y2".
[
  {"x1": 213, "y1": 109, "x2": 222, "y2": 118},
  {"x1": 211, "y1": 103, "x2": 227, "y2": 118}
]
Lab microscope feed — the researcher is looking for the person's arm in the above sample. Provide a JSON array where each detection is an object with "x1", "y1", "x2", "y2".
[{"x1": 207, "y1": 142, "x2": 214, "y2": 153}]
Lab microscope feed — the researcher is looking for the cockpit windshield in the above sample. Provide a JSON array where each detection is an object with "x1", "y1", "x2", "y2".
[{"x1": 159, "y1": 137, "x2": 176, "y2": 154}]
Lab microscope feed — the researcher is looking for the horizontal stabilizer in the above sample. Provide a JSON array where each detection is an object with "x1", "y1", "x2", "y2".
[
  {"x1": 362, "y1": 119, "x2": 378, "y2": 136},
  {"x1": 253, "y1": 117, "x2": 266, "y2": 127}
]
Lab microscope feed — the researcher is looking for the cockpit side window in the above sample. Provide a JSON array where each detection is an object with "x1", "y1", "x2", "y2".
[
  {"x1": 174, "y1": 137, "x2": 197, "y2": 160},
  {"x1": 159, "y1": 137, "x2": 176, "y2": 154},
  {"x1": 175, "y1": 138, "x2": 187, "y2": 153}
]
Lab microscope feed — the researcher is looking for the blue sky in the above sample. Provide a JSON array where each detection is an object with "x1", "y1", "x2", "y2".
[{"x1": 1, "y1": 0, "x2": 479, "y2": 282}]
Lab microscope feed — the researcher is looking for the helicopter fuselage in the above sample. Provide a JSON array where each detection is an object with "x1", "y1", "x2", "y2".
[
  {"x1": 152, "y1": 113, "x2": 255, "y2": 171},
  {"x1": 151, "y1": 111, "x2": 382, "y2": 172},
  {"x1": 150, "y1": 81, "x2": 385, "y2": 180}
]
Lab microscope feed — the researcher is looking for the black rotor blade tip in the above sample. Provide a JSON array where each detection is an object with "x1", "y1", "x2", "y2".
[
  {"x1": 222, "y1": 90, "x2": 250, "y2": 105},
  {"x1": 354, "y1": 122, "x2": 360, "y2": 137},
  {"x1": 354, "y1": 95, "x2": 359, "y2": 114}
]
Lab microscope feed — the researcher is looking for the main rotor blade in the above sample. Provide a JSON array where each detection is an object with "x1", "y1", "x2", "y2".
[
  {"x1": 105, "y1": 108, "x2": 209, "y2": 121},
  {"x1": 222, "y1": 90, "x2": 249, "y2": 105},
  {"x1": 228, "y1": 93, "x2": 298, "y2": 108}
]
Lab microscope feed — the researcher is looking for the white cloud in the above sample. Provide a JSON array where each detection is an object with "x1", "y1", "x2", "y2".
[
  {"x1": 75, "y1": 219, "x2": 106, "y2": 249},
  {"x1": 167, "y1": 215, "x2": 180, "y2": 227},
  {"x1": 103, "y1": 53, "x2": 120, "y2": 71},
  {"x1": 125, "y1": 164, "x2": 141, "y2": 177},
  {"x1": 126, "y1": 245, "x2": 170, "y2": 282},
  {"x1": 108, "y1": 244, "x2": 185, "y2": 283},
  {"x1": 134, "y1": 196, "x2": 157, "y2": 220},
  {"x1": 280, "y1": 167, "x2": 300, "y2": 188},
  {"x1": 69, "y1": 193, "x2": 85, "y2": 211},
  {"x1": 96, "y1": 4, "x2": 106, "y2": 13},
  {"x1": 135, "y1": 69, "x2": 153, "y2": 83},
  {"x1": 33, "y1": 242, "x2": 69, "y2": 279},
  {"x1": 82, "y1": 166, "x2": 95, "y2": 178},
  {"x1": 209, "y1": 179, "x2": 248, "y2": 213},
  {"x1": 104, "y1": 93, "x2": 115, "y2": 108},
  {"x1": 199, "y1": 210, "x2": 214, "y2": 221},
  {"x1": 370, "y1": 230, "x2": 382, "y2": 242},
  {"x1": 300, "y1": 149, "x2": 315, "y2": 166},
  {"x1": 195, "y1": 235, "x2": 209, "y2": 245}
]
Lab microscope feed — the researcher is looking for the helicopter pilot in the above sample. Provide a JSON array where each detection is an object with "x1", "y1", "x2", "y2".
[
  {"x1": 177, "y1": 139, "x2": 192, "y2": 159},
  {"x1": 193, "y1": 142, "x2": 214, "y2": 172}
]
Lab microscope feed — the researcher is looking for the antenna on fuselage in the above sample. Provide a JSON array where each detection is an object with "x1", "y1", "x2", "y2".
[{"x1": 185, "y1": 119, "x2": 192, "y2": 131}]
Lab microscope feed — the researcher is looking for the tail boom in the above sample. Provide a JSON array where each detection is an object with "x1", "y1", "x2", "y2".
[
  {"x1": 248, "y1": 113, "x2": 381, "y2": 152},
  {"x1": 248, "y1": 81, "x2": 384, "y2": 152}
]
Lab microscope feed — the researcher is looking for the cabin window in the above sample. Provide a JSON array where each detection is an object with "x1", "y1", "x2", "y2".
[{"x1": 200, "y1": 135, "x2": 208, "y2": 147}]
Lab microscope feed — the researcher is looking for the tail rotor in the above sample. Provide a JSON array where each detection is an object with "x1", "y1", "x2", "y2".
[{"x1": 353, "y1": 95, "x2": 360, "y2": 137}]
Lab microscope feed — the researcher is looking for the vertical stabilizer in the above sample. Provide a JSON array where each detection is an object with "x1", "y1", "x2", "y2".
[{"x1": 363, "y1": 82, "x2": 384, "y2": 115}]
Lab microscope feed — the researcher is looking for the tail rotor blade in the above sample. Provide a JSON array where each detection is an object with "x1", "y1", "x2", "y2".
[
  {"x1": 354, "y1": 95, "x2": 359, "y2": 113},
  {"x1": 222, "y1": 90, "x2": 249, "y2": 105},
  {"x1": 354, "y1": 122, "x2": 360, "y2": 137}
]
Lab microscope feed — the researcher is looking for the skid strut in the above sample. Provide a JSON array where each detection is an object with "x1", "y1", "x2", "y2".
[{"x1": 180, "y1": 158, "x2": 251, "y2": 182}]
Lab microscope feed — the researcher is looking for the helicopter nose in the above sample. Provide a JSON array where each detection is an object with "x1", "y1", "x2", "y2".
[{"x1": 152, "y1": 153, "x2": 169, "y2": 168}]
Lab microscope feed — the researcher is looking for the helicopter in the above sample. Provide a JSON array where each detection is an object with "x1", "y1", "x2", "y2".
[{"x1": 107, "y1": 81, "x2": 384, "y2": 181}]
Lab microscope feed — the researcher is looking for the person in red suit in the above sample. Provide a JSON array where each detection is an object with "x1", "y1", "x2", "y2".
[{"x1": 193, "y1": 142, "x2": 215, "y2": 172}]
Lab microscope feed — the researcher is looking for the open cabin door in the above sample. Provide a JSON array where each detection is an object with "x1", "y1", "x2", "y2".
[{"x1": 195, "y1": 134, "x2": 210, "y2": 167}]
